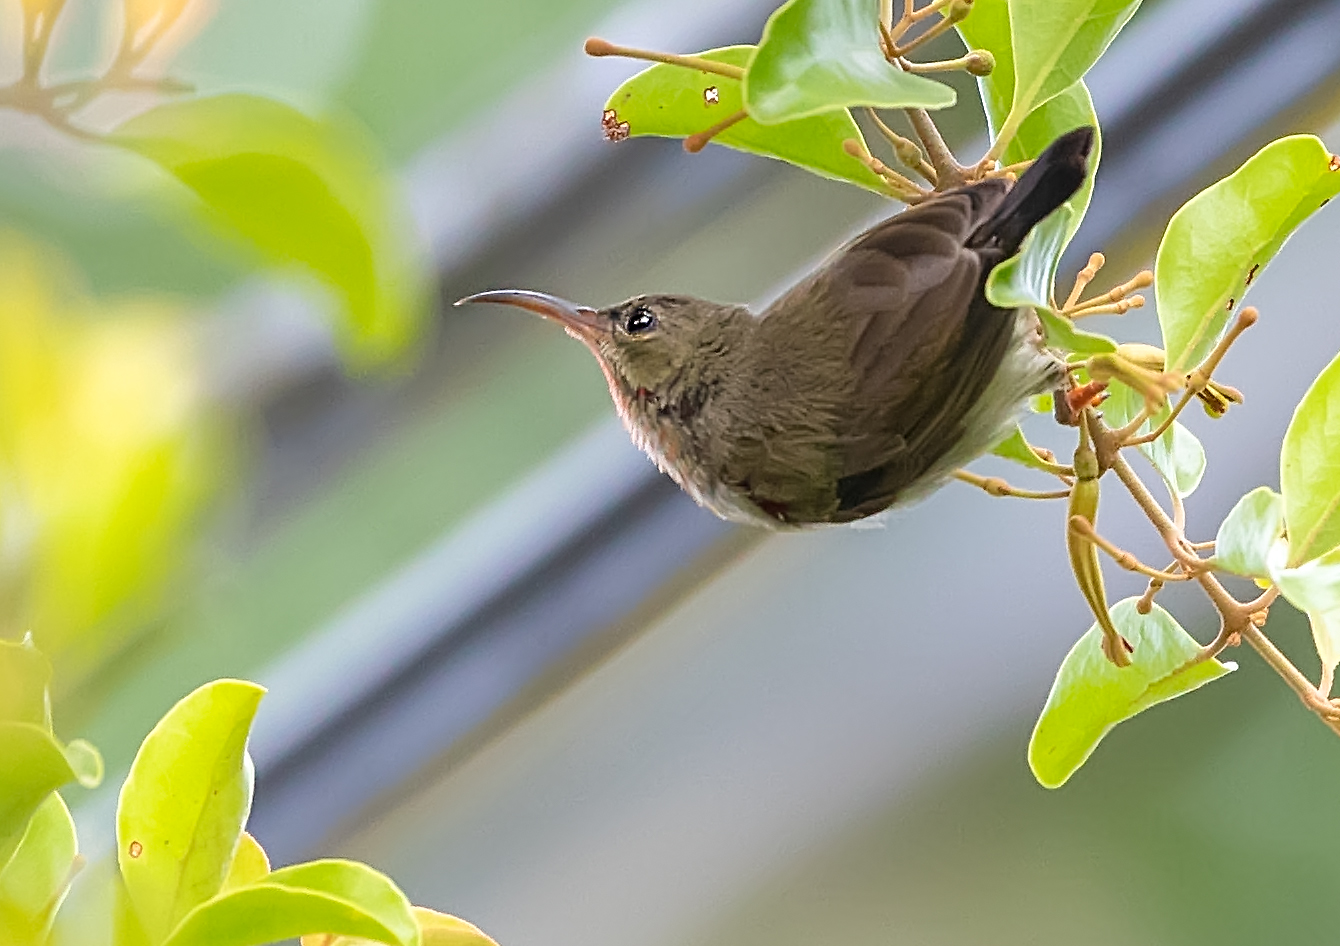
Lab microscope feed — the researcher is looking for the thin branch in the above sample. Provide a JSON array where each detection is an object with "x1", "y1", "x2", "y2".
[
  {"x1": 1069, "y1": 516, "x2": 1192, "y2": 581},
  {"x1": 584, "y1": 38, "x2": 746, "y2": 80},
  {"x1": 1241, "y1": 624, "x2": 1340, "y2": 730},
  {"x1": 903, "y1": 107, "x2": 968, "y2": 188},
  {"x1": 953, "y1": 469, "x2": 1071, "y2": 500}
]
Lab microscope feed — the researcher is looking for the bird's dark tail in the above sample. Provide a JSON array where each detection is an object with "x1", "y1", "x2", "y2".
[{"x1": 970, "y1": 126, "x2": 1095, "y2": 255}]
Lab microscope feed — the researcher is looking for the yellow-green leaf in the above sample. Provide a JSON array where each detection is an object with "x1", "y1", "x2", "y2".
[
  {"x1": 1281, "y1": 348, "x2": 1340, "y2": 566},
  {"x1": 117, "y1": 679, "x2": 264, "y2": 943},
  {"x1": 602, "y1": 47, "x2": 887, "y2": 193},
  {"x1": 1030, "y1": 599, "x2": 1234, "y2": 788},
  {"x1": 164, "y1": 860, "x2": 419, "y2": 946}
]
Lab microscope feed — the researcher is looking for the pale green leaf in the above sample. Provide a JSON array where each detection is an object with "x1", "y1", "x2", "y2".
[
  {"x1": 1281, "y1": 348, "x2": 1340, "y2": 566},
  {"x1": 112, "y1": 94, "x2": 429, "y2": 367},
  {"x1": 1213, "y1": 487, "x2": 1285, "y2": 579},
  {"x1": 1157, "y1": 135, "x2": 1340, "y2": 372},
  {"x1": 220, "y1": 833, "x2": 270, "y2": 892},
  {"x1": 1030, "y1": 599, "x2": 1234, "y2": 788},
  {"x1": 0, "y1": 792, "x2": 78, "y2": 946},
  {"x1": 603, "y1": 47, "x2": 887, "y2": 192},
  {"x1": 164, "y1": 860, "x2": 419, "y2": 946},
  {"x1": 1102, "y1": 381, "x2": 1205, "y2": 497},
  {"x1": 991, "y1": 425, "x2": 1059, "y2": 472},
  {"x1": 1005, "y1": 0, "x2": 1142, "y2": 135},
  {"x1": 117, "y1": 679, "x2": 264, "y2": 943},
  {"x1": 1036, "y1": 308, "x2": 1117, "y2": 355},
  {"x1": 1270, "y1": 544, "x2": 1340, "y2": 683},
  {"x1": 745, "y1": 0, "x2": 955, "y2": 124}
]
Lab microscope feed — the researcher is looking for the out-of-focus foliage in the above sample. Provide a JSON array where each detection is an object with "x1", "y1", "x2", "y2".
[
  {"x1": 0, "y1": 647, "x2": 499, "y2": 946},
  {"x1": 114, "y1": 94, "x2": 430, "y2": 369},
  {"x1": 0, "y1": 237, "x2": 222, "y2": 679}
]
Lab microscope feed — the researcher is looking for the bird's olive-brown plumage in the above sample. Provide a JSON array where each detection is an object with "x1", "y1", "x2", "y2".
[{"x1": 459, "y1": 128, "x2": 1094, "y2": 528}]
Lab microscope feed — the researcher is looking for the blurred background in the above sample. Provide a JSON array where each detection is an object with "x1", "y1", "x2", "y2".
[{"x1": 5, "y1": 0, "x2": 1340, "y2": 943}]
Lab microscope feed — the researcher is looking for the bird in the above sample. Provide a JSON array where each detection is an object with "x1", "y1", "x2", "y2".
[{"x1": 457, "y1": 127, "x2": 1094, "y2": 529}]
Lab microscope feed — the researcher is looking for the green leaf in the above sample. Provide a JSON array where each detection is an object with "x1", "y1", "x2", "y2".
[
  {"x1": 0, "y1": 792, "x2": 78, "y2": 946},
  {"x1": 1004, "y1": 81, "x2": 1101, "y2": 245},
  {"x1": 163, "y1": 860, "x2": 419, "y2": 946},
  {"x1": 1036, "y1": 308, "x2": 1117, "y2": 355},
  {"x1": 1004, "y1": 0, "x2": 1142, "y2": 137},
  {"x1": 220, "y1": 833, "x2": 269, "y2": 893},
  {"x1": 1213, "y1": 487, "x2": 1285, "y2": 579},
  {"x1": 0, "y1": 725, "x2": 101, "y2": 873},
  {"x1": 1270, "y1": 544, "x2": 1340, "y2": 684},
  {"x1": 1280, "y1": 348, "x2": 1340, "y2": 566},
  {"x1": 991, "y1": 425, "x2": 1059, "y2": 472},
  {"x1": 1101, "y1": 380, "x2": 1205, "y2": 497},
  {"x1": 1156, "y1": 135, "x2": 1340, "y2": 372},
  {"x1": 982, "y1": 84, "x2": 1105, "y2": 339},
  {"x1": 0, "y1": 636, "x2": 52, "y2": 729},
  {"x1": 603, "y1": 47, "x2": 888, "y2": 193},
  {"x1": 1030, "y1": 599, "x2": 1235, "y2": 788},
  {"x1": 983, "y1": 202, "x2": 1115, "y2": 357},
  {"x1": 302, "y1": 906, "x2": 499, "y2": 946},
  {"x1": 117, "y1": 679, "x2": 264, "y2": 943},
  {"x1": 745, "y1": 0, "x2": 955, "y2": 124},
  {"x1": 956, "y1": 0, "x2": 1012, "y2": 137},
  {"x1": 112, "y1": 94, "x2": 428, "y2": 368}
]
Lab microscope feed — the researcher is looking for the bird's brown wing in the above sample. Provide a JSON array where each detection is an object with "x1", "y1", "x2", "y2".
[{"x1": 753, "y1": 182, "x2": 1019, "y2": 522}]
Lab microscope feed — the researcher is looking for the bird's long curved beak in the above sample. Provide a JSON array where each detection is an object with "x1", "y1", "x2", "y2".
[{"x1": 455, "y1": 290, "x2": 604, "y2": 340}]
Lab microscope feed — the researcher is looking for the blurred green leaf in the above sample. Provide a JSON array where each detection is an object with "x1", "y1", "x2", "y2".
[
  {"x1": 112, "y1": 94, "x2": 429, "y2": 368},
  {"x1": 117, "y1": 679, "x2": 264, "y2": 943},
  {"x1": 220, "y1": 833, "x2": 269, "y2": 892},
  {"x1": 745, "y1": 0, "x2": 955, "y2": 124},
  {"x1": 1280, "y1": 349, "x2": 1340, "y2": 566},
  {"x1": 0, "y1": 237, "x2": 222, "y2": 678},
  {"x1": 1213, "y1": 487, "x2": 1285, "y2": 579},
  {"x1": 1103, "y1": 381, "x2": 1205, "y2": 497},
  {"x1": 164, "y1": 860, "x2": 420, "y2": 946},
  {"x1": 0, "y1": 724, "x2": 99, "y2": 871},
  {"x1": 1030, "y1": 599, "x2": 1235, "y2": 788},
  {"x1": 1270, "y1": 544, "x2": 1340, "y2": 687},
  {"x1": 985, "y1": 205, "x2": 1071, "y2": 312},
  {"x1": 0, "y1": 792, "x2": 78, "y2": 946},
  {"x1": 1157, "y1": 135, "x2": 1340, "y2": 373},
  {"x1": 302, "y1": 906, "x2": 499, "y2": 946},
  {"x1": 603, "y1": 47, "x2": 888, "y2": 192},
  {"x1": 1003, "y1": 0, "x2": 1141, "y2": 142},
  {"x1": 0, "y1": 636, "x2": 52, "y2": 729}
]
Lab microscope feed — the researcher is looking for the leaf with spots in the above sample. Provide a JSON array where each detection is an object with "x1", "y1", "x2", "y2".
[
  {"x1": 116, "y1": 680, "x2": 264, "y2": 943},
  {"x1": 1156, "y1": 135, "x2": 1340, "y2": 372},
  {"x1": 602, "y1": 46, "x2": 889, "y2": 193}
]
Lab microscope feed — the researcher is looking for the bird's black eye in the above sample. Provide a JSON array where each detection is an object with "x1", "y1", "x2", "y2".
[{"x1": 624, "y1": 306, "x2": 657, "y2": 335}]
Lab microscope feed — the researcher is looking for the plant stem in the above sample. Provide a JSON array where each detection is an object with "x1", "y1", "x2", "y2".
[
  {"x1": 583, "y1": 38, "x2": 746, "y2": 80},
  {"x1": 903, "y1": 107, "x2": 967, "y2": 188}
]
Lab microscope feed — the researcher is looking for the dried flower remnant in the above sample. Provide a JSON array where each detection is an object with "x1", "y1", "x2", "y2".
[
  {"x1": 704, "y1": 86, "x2": 720, "y2": 106},
  {"x1": 601, "y1": 108, "x2": 630, "y2": 142},
  {"x1": 129, "y1": 841, "x2": 143, "y2": 858},
  {"x1": 1329, "y1": 154, "x2": 1340, "y2": 171}
]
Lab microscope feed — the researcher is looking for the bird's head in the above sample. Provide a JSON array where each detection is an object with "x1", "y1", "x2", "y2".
[{"x1": 455, "y1": 290, "x2": 746, "y2": 413}]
